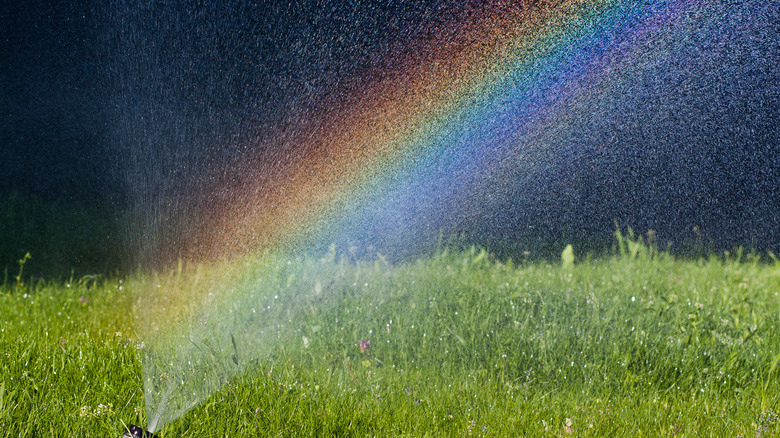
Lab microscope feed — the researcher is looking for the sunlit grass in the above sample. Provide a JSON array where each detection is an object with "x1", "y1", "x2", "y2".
[{"x1": 1, "y1": 239, "x2": 779, "y2": 436}]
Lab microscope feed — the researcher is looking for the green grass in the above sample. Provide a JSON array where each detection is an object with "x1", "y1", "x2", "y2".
[{"x1": 1, "y1": 241, "x2": 779, "y2": 437}]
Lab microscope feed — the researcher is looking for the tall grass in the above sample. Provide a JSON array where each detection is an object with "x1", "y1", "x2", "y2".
[{"x1": 1, "y1": 233, "x2": 778, "y2": 436}]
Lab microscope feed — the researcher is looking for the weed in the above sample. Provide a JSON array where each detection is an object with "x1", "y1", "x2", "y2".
[{"x1": 12, "y1": 252, "x2": 31, "y2": 294}]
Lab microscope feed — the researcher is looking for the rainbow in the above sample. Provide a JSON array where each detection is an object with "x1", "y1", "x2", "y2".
[
  {"x1": 139, "y1": 0, "x2": 715, "y2": 429},
  {"x1": 159, "y1": 0, "x2": 706, "y2": 265}
]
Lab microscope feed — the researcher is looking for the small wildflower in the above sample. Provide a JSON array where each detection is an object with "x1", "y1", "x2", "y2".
[
  {"x1": 79, "y1": 406, "x2": 90, "y2": 418},
  {"x1": 466, "y1": 419, "x2": 476, "y2": 435},
  {"x1": 359, "y1": 339, "x2": 371, "y2": 353},
  {"x1": 78, "y1": 296, "x2": 88, "y2": 304},
  {"x1": 94, "y1": 403, "x2": 113, "y2": 416}
]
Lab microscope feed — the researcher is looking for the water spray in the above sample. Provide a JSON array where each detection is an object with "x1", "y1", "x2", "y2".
[{"x1": 106, "y1": 0, "x2": 774, "y2": 432}]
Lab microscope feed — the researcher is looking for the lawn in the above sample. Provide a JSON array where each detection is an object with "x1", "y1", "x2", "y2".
[{"x1": 1, "y1": 237, "x2": 779, "y2": 437}]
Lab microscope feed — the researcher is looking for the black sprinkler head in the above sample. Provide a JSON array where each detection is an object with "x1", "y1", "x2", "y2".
[{"x1": 122, "y1": 424, "x2": 160, "y2": 438}]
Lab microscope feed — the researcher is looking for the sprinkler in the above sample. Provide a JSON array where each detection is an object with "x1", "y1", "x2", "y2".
[{"x1": 121, "y1": 424, "x2": 160, "y2": 438}]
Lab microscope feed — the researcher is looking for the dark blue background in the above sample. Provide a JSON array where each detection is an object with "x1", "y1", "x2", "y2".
[{"x1": 1, "y1": 1, "x2": 778, "y2": 272}]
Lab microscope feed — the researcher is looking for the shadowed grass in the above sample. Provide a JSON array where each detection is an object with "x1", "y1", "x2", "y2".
[
  {"x1": 1, "y1": 240, "x2": 779, "y2": 436},
  {"x1": 0, "y1": 192, "x2": 127, "y2": 280}
]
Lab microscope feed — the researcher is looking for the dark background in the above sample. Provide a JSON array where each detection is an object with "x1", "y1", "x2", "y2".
[{"x1": 1, "y1": 1, "x2": 778, "y2": 277}]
